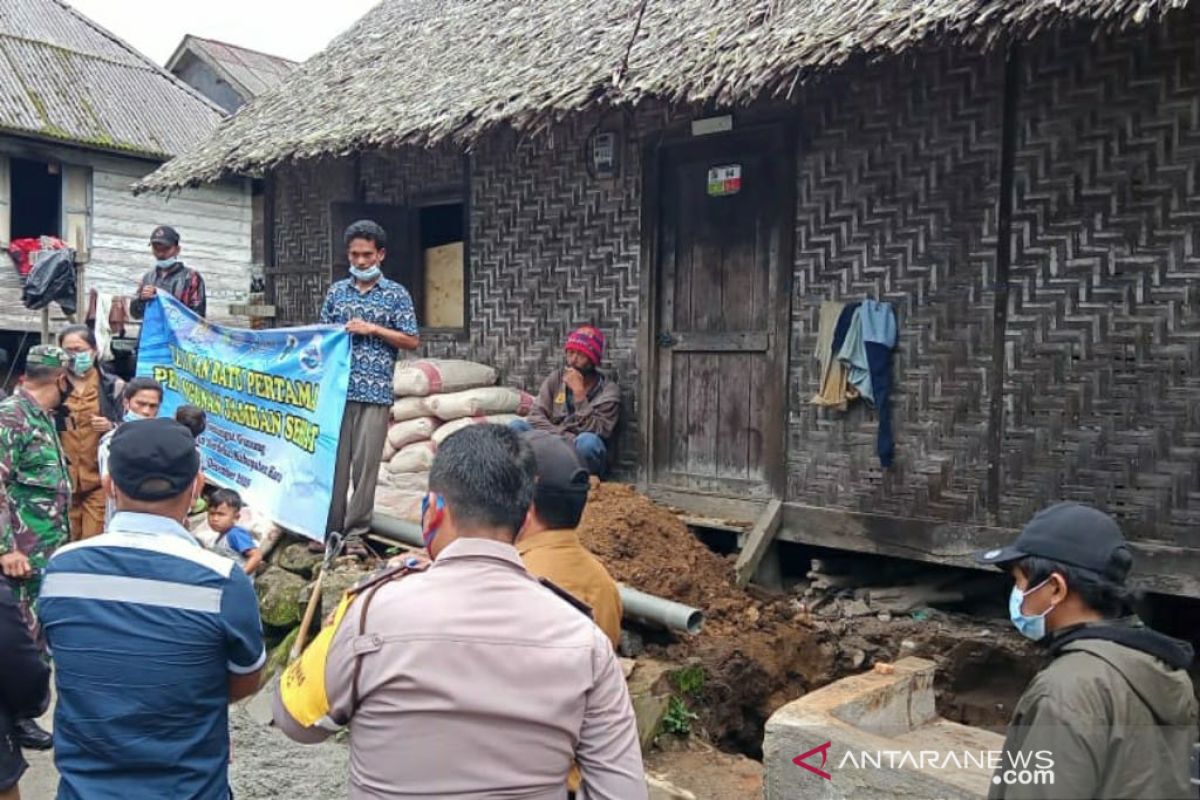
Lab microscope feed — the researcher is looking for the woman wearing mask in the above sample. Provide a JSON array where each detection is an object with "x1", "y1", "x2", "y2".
[{"x1": 57, "y1": 325, "x2": 124, "y2": 540}]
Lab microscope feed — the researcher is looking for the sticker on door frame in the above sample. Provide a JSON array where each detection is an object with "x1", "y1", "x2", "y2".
[{"x1": 707, "y1": 164, "x2": 742, "y2": 197}]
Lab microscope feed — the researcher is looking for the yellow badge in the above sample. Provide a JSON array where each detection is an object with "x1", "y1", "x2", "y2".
[
  {"x1": 555, "y1": 391, "x2": 567, "y2": 406},
  {"x1": 279, "y1": 592, "x2": 354, "y2": 727}
]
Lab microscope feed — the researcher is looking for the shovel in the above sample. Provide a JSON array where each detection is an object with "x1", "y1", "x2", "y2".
[{"x1": 242, "y1": 531, "x2": 346, "y2": 726}]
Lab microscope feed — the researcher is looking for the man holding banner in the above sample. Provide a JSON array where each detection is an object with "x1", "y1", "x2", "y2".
[{"x1": 319, "y1": 220, "x2": 419, "y2": 547}]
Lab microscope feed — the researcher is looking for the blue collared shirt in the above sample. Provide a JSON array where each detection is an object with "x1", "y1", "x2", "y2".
[
  {"x1": 39, "y1": 512, "x2": 265, "y2": 800},
  {"x1": 319, "y1": 276, "x2": 418, "y2": 405}
]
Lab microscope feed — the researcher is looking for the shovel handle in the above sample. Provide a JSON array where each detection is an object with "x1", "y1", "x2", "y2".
[{"x1": 290, "y1": 572, "x2": 324, "y2": 661}]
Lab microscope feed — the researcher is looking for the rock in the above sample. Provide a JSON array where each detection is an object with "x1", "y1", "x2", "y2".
[
  {"x1": 620, "y1": 658, "x2": 637, "y2": 680},
  {"x1": 317, "y1": 562, "x2": 374, "y2": 616},
  {"x1": 841, "y1": 598, "x2": 873, "y2": 618},
  {"x1": 632, "y1": 693, "x2": 670, "y2": 753},
  {"x1": 263, "y1": 626, "x2": 301, "y2": 683},
  {"x1": 619, "y1": 629, "x2": 645, "y2": 658},
  {"x1": 626, "y1": 659, "x2": 674, "y2": 753},
  {"x1": 646, "y1": 773, "x2": 698, "y2": 800},
  {"x1": 274, "y1": 540, "x2": 323, "y2": 578},
  {"x1": 900, "y1": 639, "x2": 918, "y2": 652},
  {"x1": 877, "y1": 610, "x2": 893, "y2": 622},
  {"x1": 255, "y1": 567, "x2": 307, "y2": 629}
]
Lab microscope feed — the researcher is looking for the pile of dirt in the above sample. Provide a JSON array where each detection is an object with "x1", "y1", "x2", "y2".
[
  {"x1": 577, "y1": 482, "x2": 1041, "y2": 754},
  {"x1": 578, "y1": 483, "x2": 763, "y2": 637}
]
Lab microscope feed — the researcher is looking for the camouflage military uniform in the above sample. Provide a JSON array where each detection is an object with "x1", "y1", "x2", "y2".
[{"x1": 0, "y1": 371, "x2": 72, "y2": 610}]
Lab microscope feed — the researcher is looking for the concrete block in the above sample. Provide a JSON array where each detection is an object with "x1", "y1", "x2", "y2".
[{"x1": 764, "y1": 657, "x2": 1004, "y2": 800}]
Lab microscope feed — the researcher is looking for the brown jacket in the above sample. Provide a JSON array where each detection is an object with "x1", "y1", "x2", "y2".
[
  {"x1": 528, "y1": 369, "x2": 620, "y2": 442},
  {"x1": 273, "y1": 537, "x2": 646, "y2": 800},
  {"x1": 518, "y1": 528, "x2": 622, "y2": 647}
]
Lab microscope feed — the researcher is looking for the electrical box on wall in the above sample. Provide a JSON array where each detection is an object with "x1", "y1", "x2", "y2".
[{"x1": 591, "y1": 132, "x2": 618, "y2": 178}]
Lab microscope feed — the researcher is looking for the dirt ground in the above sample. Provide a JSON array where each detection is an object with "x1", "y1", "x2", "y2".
[{"x1": 578, "y1": 482, "x2": 1041, "y2": 754}]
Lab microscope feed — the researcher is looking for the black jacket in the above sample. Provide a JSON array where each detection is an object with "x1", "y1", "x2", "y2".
[{"x1": 0, "y1": 578, "x2": 50, "y2": 791}]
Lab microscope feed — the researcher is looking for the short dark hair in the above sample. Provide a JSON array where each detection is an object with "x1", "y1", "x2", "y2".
[
  {"x1": 123, "y1": 377, "x2": 163, "y2": 403},
  {"x1": 1017, "y1": 554, "x2": 1134, "y2": 619},
  {"x1": 24, "y1": 363, "x2": 64, "y2": 384},
  {"x1": 533, "y1": 484, "x2": 588, "y2": 530},
  {"x1": 344, "y1": 219, "x2": 387, "y2": 250},
  {"x1": 175, "y1": 404, "x2": 207, "y2": 438},
  {"x1": 58, "y1": 324, "x2": 97, "y2": 350},
  {"x1": 210, "y1": 488, "x2": 244, "y2": 511},
  {"x1": 430, "y1": 424, "x2": 535, "y2": 537}
]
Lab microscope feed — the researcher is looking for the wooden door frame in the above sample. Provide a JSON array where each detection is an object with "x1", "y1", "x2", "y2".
[{"x1": 636, "y1": 122, "x2": 796, "y2": 500}]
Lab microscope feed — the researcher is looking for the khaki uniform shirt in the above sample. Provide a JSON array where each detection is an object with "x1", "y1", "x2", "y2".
[
  {"x1": 273, "y1": 537, "x2": 646, "y2": 800},
  {"x1": 518, "y1": 528, "x2": 622, "y2": 648},
  {"x1": 61, "y1": 369, "x2": 102, "y2": 494}
]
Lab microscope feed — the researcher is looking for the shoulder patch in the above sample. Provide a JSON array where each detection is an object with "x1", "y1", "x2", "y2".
[{"x1": 538, "y1": 577, "x2": 594, "y2": 619}]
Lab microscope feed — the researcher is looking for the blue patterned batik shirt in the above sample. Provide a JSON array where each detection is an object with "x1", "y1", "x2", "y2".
[{"x1": 319, "y1": 277, "x2": 418, "y2": 405}]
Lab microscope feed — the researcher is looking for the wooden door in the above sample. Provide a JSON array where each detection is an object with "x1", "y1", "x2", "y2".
[{"x1": 651, "y1": 128, "x2": 792, "y2": 498}]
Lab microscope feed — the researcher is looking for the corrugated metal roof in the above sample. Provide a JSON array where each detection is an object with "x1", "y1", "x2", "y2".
[
  {"x1": 0, "y1": 0, "x2": 223, "y2": 158},
  {"x1": 186, "y1": 36, "x2": 297, "y2": 100}
]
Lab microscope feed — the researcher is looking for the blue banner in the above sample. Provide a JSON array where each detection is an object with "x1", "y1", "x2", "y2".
[{"x1": 137, "y1": 294, "x2": 351, "y2": 541}]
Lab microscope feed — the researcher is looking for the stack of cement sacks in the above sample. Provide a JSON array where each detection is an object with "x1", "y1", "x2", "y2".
[{"x1": 377, "y1": 359, "x2": 533, "y2": 519}]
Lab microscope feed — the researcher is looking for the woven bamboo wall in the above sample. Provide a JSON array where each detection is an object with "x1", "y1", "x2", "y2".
[
  {"x1": 787, "y1": 47, "x2": 1007, "y2": 523},
  {"x1": 264, "y1": 7, "x2": 1200, "y2": 537},
  {"x1": 267, "y1": 117, "x2": 644, "y2": 475},
  {"x1": 788, "y1": 8, "x2": 1200, "y2": 540},
  {"x1": 1000, "y1": 13, "x2": 1200, "y2": 543}
]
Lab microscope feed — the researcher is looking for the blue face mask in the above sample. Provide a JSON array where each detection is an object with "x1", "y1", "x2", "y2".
[
  {"x1": 123, "y1": 411, "x2": 144, "y2": 424},
  {"x1": 350, "y1": 264, "x2": 382, "y2": 282},
  {"x1": 155, "y1": 257, "x2": 179, "y2": 269},
  {"x1": 70, "y1": 351, "x2": 94, "y2": 376},
  {"x1": 1008, "y1": 579, "x2": 1058, "y2": 641}
]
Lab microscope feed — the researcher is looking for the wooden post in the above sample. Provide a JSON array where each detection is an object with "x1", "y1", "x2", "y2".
[
  {"x1": 74, "y1": 230, "x2": 89, "y2": 325},
  {"x1": 734, "y1": 499, "x2": 783, "y2": 588}
]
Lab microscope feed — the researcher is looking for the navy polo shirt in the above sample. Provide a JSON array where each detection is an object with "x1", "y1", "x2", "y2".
[{"x1": 39, "y1": 512, "x2": 265, "y2": 800}]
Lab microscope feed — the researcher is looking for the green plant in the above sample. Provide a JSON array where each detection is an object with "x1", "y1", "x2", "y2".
[
  {"x1": 672, "y1": 665, "x2": 706, "y2": 697},
  {"x1": 660, "y1": 696, "x2": 698, "y2": 736}
]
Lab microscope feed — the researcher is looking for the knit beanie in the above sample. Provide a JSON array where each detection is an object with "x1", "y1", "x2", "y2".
[{"x1": 564, "y1": 326, "x2": 605, "y2": 366}]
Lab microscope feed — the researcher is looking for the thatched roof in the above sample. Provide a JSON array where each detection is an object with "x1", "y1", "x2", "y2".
[{"x1": 138, "y1": 0, "x2": 1191, "y2": 192}]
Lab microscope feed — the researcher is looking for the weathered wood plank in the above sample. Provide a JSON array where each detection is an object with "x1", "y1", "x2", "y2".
[
  {"x1": 668, "y1": 330, "x2": 769, "y2": 352},
  {"x1": 735, "y1": 498, "x2": 783, "y2": 587},
  {"x1": 777, "y1": 503, "x2": 1200, "y2": 598},
  {"x1": 644, "y1": 485, "x2": 764, "y2": 524}
]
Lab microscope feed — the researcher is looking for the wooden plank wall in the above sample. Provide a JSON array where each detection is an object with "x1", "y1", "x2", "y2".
[{"x1": 91, "y1": 161, "x2": 253, "y2": 325}]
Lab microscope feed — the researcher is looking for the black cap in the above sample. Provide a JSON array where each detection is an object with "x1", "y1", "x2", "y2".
[
  {"x1": 521, "y1": 430, "x2": 588, "y2": 498},
  {"x1": 108, "y1": 418, "x2": 199, "y2": 501},
  {"x1": 150, "y1": 225, "x2": 180, "y2": 246},
  {"x1": 975, "y1": 502, "x2": 1131, "y2": 577}
]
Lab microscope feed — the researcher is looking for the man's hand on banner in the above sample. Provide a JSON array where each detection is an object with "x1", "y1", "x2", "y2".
[
  {"x1": 346, "y1": 319, "x2": 376, "y2": 337},
  {"x1": 139, "y1": 286, "x2": 158, "y2": 300}
]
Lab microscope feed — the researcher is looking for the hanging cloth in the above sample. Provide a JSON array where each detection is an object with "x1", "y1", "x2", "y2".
[{"x1": 810, "y1": 301, "x2": 854, "y2": 410}]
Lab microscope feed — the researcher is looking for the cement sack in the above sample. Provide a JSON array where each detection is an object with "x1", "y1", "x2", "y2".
[
  {"x1": 376, "y1": 488, "x2": 425, "y2": 524},
  {"x1": 393, "y1": 359, "x2": 497, "y2": 397},
  {"x1": 391, "y1": 396, "x2": 430, "y2": 421},
  {"x1": 424, "y1": 387, "x2": 535, "y2": 421},
  {"x1": 382, "y1": 440, "x2": 398, "y2": 462},
  {"x1": 387, "y1": 417, "x2": 439, "y2": 450},
  {"x1": 431, "y1": 414, "x2": 521, "y2": 447},
  {"x1": 376, "y1": 467, "x2": 429, "y2": 494},
  {"x1": 387, "y1": 440, "x2": 437, "y2": 474}
]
